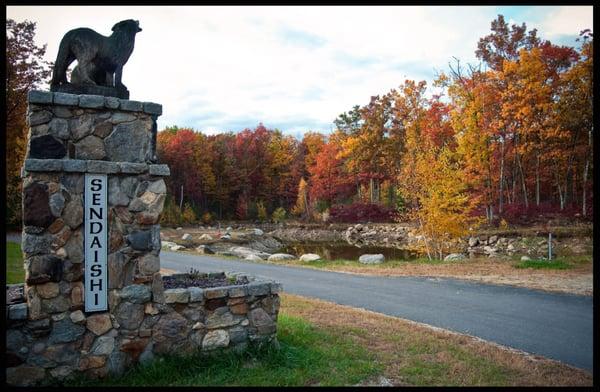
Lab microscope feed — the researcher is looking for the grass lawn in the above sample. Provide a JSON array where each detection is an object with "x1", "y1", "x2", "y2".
[{"x1": 6, "y1": 242, "x2": 24, "y2": 284}]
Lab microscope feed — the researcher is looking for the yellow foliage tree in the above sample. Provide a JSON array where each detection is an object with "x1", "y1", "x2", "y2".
[
  {"x1": 291, "y1": 178, "x2": 310, "y2": 219},
  {"x1": 256, "y1": 201, "x2": 268, "y2": 222}
]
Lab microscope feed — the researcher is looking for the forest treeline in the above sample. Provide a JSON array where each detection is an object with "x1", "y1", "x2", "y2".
[
  {"x1": 157, "y1": 15, "x2": 593, "y2": 234},
  {"x1": 6, "y1": 15, "x2": 594, "y2": 255}
]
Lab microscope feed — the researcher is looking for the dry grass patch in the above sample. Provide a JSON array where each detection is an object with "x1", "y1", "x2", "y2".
[{"x1": 280, "y1": 293, "x2": 592, "y2": 386}]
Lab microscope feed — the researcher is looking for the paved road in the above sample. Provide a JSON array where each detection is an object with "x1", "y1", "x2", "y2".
[{"x1": 161, "y1": 251, "x2": 593, "y2": 371}]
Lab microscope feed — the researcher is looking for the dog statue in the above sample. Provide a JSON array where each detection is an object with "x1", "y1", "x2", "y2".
[{"x1": 50, "y1": 20, "x2": 142, "y2": 98}]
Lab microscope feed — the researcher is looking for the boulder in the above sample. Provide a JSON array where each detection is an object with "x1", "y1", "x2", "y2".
[
  {"x1": 253, "y1": 228, "x2": 264, "y2": 236},
  {"x1": 196, "y1": 245, "x2": 215, "y2": 254},
  {"x1": 199, "y1": 234, "x2": 213, "y2": 241},
  {"x1": 521, "y1": 256, "x2": 532, "y2": 262},
  {"x1": 488, "y1": 235, "x2": 498, "y2": 244},
  {"x1": 468, "y1": 237, "x2": 479, "y2": 247},
  {"x1": 220, "y1": 234, "x2": 231, "y2": 240},
  {"x1": 245, "y1": 254, "x2": 264, "y2": 262},
  {"x1": 444, "y1": 253, "x2": 466, "y2": 262},
  {"x1": 181, "y1": 233, "x2": 192, "y2": 241},
  {"x1": 229, "y1": 246, "x2": 270, "y2": 260},
  {"x1": 299, "y1": 253, "x2": 321, "y2": 262},
  {"x1": 267, "y1": 253, "x2": 296, "y2": 261},
  {"x1": 358, "y1": 254, "x2": 385, "y2": 264}
]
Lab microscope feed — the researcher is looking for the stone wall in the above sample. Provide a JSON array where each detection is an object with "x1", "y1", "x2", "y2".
[{"x1": 6, "y1": 91, "x2": 281, "y2": 386}]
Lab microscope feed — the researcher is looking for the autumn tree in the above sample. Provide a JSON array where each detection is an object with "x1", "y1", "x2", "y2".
[{"x1": 6, "y1": 19, "x2": 52, "y2": 226}]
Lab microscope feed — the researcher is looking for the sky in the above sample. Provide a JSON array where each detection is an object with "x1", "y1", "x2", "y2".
[{"x1": 6, "y1": 6, "x2": 593, "y2": 139}]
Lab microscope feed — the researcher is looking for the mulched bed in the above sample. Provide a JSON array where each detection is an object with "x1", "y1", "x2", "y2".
[{"x1": 162, "y1": 273, "x2": 250, "y2": 289}]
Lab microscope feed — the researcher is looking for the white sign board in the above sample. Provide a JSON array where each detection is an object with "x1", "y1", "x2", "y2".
[{"x1": 84, "y1": 174, "x2": 108, "y2": 312}]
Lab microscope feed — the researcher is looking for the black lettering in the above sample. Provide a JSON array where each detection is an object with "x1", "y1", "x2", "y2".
[
  {"x1": 91, "y1": 236, "x2": 102, "y2": 248},
  {"x1": 91, "y1": 264, "x2": 102, "y2": 277},
  {"x1": 89, "y1": 207, "x2": 103, "y2": 220},
  {"x1": 90, "y1": 221, "x2": 103, "y2": 234},
  {"x1": 90, "y1": 279, "x2": 103, "y2": 290},
  {"x1": 95, "y1": 293, "x2": 99, "y2": 305},
  {"x1": 91, "y1": 178, "x2": 102, "y2": 191},
  {"x1": 92, "y1": 193, "x2": 101, "y2": 205},
  {"x1": 93, "y1": 250, "x2": 99, "y2": 263}
]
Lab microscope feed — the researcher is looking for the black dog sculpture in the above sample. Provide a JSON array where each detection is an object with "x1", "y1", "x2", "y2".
[{"x1": 50, "y1": 20, "x2": 142, "y2": 99}]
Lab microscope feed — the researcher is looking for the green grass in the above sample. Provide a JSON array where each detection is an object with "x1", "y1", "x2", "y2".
[
  {"x1": 66, "y1": 314, "x2": 382, "y2": 387},
  {"x1": 6, "y1": 242, "x2": 24, "y2": 284},
  {"x1": 513, "y1": 258, "x2": 573, "y2": 270},
  {"x1": 283, "y1": 257, "x2": 449, "y2": 270}
]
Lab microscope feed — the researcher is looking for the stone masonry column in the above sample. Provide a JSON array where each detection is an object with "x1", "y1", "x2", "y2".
[{"x1": 15, "y1": 90, "x2": 169, "y2": 382}]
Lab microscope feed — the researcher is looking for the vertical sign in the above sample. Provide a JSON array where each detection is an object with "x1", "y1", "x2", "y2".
[{"x1": 84, "y1": 174, "x2": 108, "y2": 312}]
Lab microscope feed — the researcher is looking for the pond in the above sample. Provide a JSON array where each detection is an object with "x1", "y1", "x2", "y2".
[{"x1": 281, "y1": 242, "x2": 421, "y2": 261}]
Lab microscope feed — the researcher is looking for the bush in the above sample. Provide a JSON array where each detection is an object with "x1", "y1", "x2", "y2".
[
  {"x1": 272, "y1": 207, "x2": 286, "y2": 223},
  {"x1": 201, "y1": 211, "x2": 212, "y2": 225},
  {"x1": 256, "y1": 201, "x2": 268, "y2": 222},
  {"x1": 328, "y1": 203, "x2": 397, "y2": 223},
  {"x1": 182, "y1": 203, "x2": 197, "y2": 224},
  {"x1": 500, "y1": 202, "x2": 585, "y2": 225}
]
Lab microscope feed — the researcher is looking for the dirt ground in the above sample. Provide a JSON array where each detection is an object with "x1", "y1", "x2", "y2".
[{"x1": 328, "y1": 258, "x2": 594, "y2": 296}]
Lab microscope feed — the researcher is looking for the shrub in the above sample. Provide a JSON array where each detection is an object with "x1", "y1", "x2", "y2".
[
  {"x1": 328, "y1": 203, "x2": 397, "y2": 223},
  {"x1": 201, "y1": 211, "x2": 212, "y2": 225},
  {"x1": 272, "y1": 207, "x2": 287, "y2": 223},
  {"x1": 257, "y1": 201, "x2": 268, "y2": 222},
  {"x1": 500, "y1": 202, "x2": 584, "y2": 225},
  {"x1": 182, "y1": 203, "x2": 197, "y2": 224}
]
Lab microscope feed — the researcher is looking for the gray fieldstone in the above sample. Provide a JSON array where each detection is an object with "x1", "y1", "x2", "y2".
[
  {"x1": 86, "y1": 160, "x2": 119, "y2": 173},
  {"x1": 28, "y1": 90, "x2": 53, "y2": 104},
  {"x1": 41, "y1": 296, "x2": 71, "y2": 313},
  {"x1": 29, "y1": 110, "x2": 53, "y2": 126},
  {"x1": 164, "y1": 288, "x2": 190, "y2": 303},
  {"x1": 299, "y1": 253, "x2": 321, "y2": 262},
  {"x1": 105, "y1": 96, "x2": 120, "y2": 109},
  {"x1": 6, "y1": 366, "x2": 47, "y2": 387},
  {"x1": 228, "y1": 285, "x2": 247, "y2": 298},
  {"x1": 24, "y1": 158, "x2": 63, "y2": 172},
  {"x1": 23, "y1": 182, "x2": 53, "y2": 228},
  {"x1": 270, "y1": 282, "x2": 283, "y2": 294},
  {"x1": 49, "y1": 118, "x2": 70, "y2": 139},
  {"x1": 148, "y1": 164, "x2": 170, "y2": 176},
  {"x1": 71, "y1": 113, "x2": 95, "y2": 141},
  {"x1": 205, "y1": 310, "x2": 239, "y2": 329},
  {"x1": 358, "y1": 254, "x2": 385, "y2": 264},
  {"x1": 30, "y1": 123, "x2": 50, "y2": 137},
  {"x1": 247, "y1": 282, "x2": 270, "y2": 296},
  {"x1": 182, "y1": 233, "x2": 192, "y2": 241},
  {"x1": 267, "y1": 253, "x2": 296, "y2": 261},
  {"x1": 245, "y1": 254, "x2": 263, "y2": 262},
  {"x1": 9, "y1": 303, "x2": 28, "y2": 320},
  {"x1": 62, "y1": 195, "x2": 83, "y2": 229},
  {"x1": 118, "y1": 284, "x2": 152, "y2": 304},
  {"x1": 248, "y1": 307, "x2": 276, "y2": 335},
  {"x1": 64, "y1": 230, "x2": 84, "y2": 263},
  {"x1": 36, "y1": 282, "x2": 60, "y2": 298},
  {"x1": 62, "y1": 159, "x2": 87, "y2": 172},
  {"x1": 229, "y1": 326, "x2": 248, "y2": 344},
  {"x1": 79, "y1": 94, "x2": 105, "y2": 109},
  {"x1": 108, "y1": 177, "x2": 130, "y2": 206},
  {"x1": 54, "y1": 92, "x2": 79, "y2": 106},
  {"x1": 53, "y1": 106, "x2": 74, "y2": 118},
  {"x1": 49, "y1": 192, "x2": 65, "y2": 217},
  {"x1": 105, "y1": 121, "x2": 150, "y2": 163},
  {"x1": 203, "y1": 287, "x2": 228, "y2": 299},
  {"x1": 22, "y1": 234, "x2": 54, "y2": 256},
  {"x1": 48, "y1": 319, "x2": 86, "y2": 344},
  {"x1": 444, "y1": 253, "x2": 466, "y2": 262},
  {"x1": 147, "y1": 179, "x2": 166, "y2": 194},
  {"x1": 127, "y1": 230, "x2": 152, "y2": 251},
  {"x1": 75, "y1": 135, "x2": 106, "y2": 160},
  {"x1": 188, "y1": 287, "x2": 204, "y2": 302},
  {"x1": 111, "y1": 112, "x2": 137, "y2": 124},
  {"x1": 152, "y1": 311, "x2": 190, "y2": 343},
  {"x1": 91, "y1": 336, "x2": 115, "y2": 356},
  {"x1": 120, "y1": 162, "x2": 148, "y2": 174},
  {"x1": 115, "y1": 302, "x2": 144, "y2": 329},
  {"x1": 143, "y1": 102, "x2": 162, "y2": 115},
  {"x1": 138, "y1": 254, "x2": 160, "y2": 275},
  {"x1": 202, "y1": 329, "x2": 229, "y2": 350},
  {"x1": 70, "y1": 310, "x2": 86, "y2": 324},
  {"x1": 93, "y1": 121, "x2": 113, "y2": 138},
  {"x1": 120, "y1": 99, "x2": 143, "y2": 112}
]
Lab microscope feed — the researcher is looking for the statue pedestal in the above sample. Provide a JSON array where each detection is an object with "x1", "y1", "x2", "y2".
[{"x1": 51, "y1": 82, "x2": 130, "y2": 99}]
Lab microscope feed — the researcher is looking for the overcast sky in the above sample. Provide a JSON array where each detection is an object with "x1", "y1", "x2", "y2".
[{"x1": 7, "y1": 6, "x2": 593, "y2": 138}]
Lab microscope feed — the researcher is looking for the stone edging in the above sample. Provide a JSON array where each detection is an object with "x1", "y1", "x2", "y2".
[
  {"x1": 23, "y1": 159, "x2": 170, "y2": 176},
  {"x1": 28, "y1": 90, "x2": 162, "y2": 116}
]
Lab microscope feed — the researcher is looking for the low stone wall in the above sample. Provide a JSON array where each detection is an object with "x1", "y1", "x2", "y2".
[{"x1": 6, "y1": 272, "x2": 281, "y2": 386}]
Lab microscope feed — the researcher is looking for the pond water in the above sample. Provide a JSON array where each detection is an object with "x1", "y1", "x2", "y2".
[{"x1": 281, "y1": 242, "x2": 421, "y2": 261}]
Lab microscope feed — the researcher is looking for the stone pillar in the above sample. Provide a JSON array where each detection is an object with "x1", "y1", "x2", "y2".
[{"x1": 16, "y1": 90, "x2": 169, "y2": 382}]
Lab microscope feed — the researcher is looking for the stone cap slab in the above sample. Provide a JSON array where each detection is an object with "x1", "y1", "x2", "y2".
[
  {"x1": 23, "y1": 159, "x2": 170, "y2": 176},
  {"x1": 28, "y1": 90, "x2": 162, "y2": 116}
]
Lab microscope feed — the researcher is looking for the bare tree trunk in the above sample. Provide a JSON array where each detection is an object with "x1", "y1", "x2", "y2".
[
  {"x1": 179, "y1": 184, "x2": 184, "y2": 210},
  {"x1": 582, "y1": 159, "x2": 589, "y2": 216},
  {"x1": 516, "y1": 152, "x2": 528, "y2": 208},
  {"x1": 535, "y1": 154, "x2": 540, "y2": 206},
  {"x1": 499, "y1": 138, "x2": 505, "y2": 213}
]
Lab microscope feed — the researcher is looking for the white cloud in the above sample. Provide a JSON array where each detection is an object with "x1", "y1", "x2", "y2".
[
  {"x1": 8, "y1": 5, "x2": 589, "y2": 136},
  {"x1": 537, "y1": 6, "x2": 593, "y2": 38}
]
